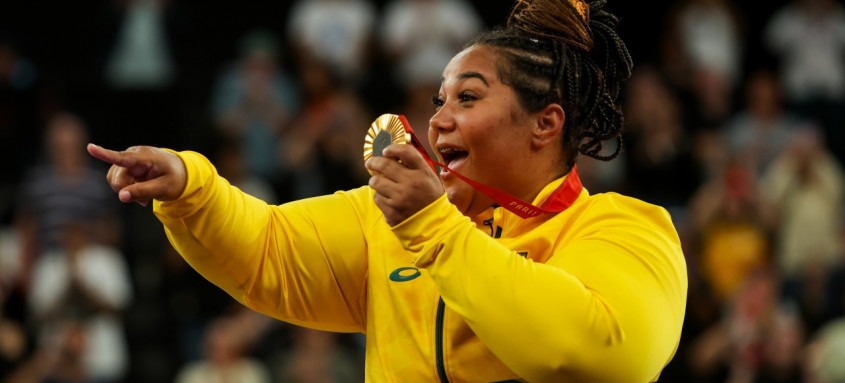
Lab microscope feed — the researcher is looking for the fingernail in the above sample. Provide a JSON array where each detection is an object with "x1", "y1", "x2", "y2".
[
  {"x1": 119, "y1": 190, "x2": 131, "y2": 202},
  {"x1": 138, "y1": 200, "x2": 149, "y2": 207}
]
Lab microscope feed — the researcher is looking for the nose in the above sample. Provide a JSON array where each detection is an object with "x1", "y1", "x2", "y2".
[{"x1": 429, "y1": 106, "x2": 456, "y2": 134}]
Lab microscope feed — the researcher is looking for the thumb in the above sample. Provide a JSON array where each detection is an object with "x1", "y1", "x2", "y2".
[
  {"x1": 382, "y1": 143, "x2": 428, "y2": 170},
  {"x1": 118, "y1": 176, "x2": 175, "y2": 204}
]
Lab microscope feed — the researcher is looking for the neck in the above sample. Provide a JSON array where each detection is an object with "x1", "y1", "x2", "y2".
[
  {"x1": 518, "y1": 173, "x2": 563, "y2": 204},
  {"x1": 511, "y1": 154, "x2": 567, "y2": 203}
]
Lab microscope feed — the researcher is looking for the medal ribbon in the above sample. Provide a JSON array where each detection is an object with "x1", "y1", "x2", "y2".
[{"x1": 397, "y1": 115, "x2": 584, "y2": 219}]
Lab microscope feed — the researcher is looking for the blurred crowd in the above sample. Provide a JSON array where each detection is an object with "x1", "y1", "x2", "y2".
[{"x1": 0, "y1": 0, "x2": 844, "y2": 382}]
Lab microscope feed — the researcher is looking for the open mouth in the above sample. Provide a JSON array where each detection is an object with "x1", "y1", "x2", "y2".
[{"x1": 438, "y1": 146, "x2": 469, "y2": 172}]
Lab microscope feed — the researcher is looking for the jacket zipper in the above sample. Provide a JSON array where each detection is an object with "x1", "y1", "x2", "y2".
[
  {"x1": 436, "y1": 210, "x2": 503, "y2": 382},
  {"x1": 436, "y1": 298, "x2": 449, "y2": 382}
]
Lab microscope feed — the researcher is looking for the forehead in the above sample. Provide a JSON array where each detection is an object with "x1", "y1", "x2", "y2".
[{"x1": 441, "y1": 45, "x2": 501, "y2": 86}]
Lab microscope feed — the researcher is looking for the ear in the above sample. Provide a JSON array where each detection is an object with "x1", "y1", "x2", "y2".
[{"x1": 531, "y1": 103, "x2": 565, "y2": 150}]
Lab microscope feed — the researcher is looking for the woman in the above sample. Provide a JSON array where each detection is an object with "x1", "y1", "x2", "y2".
[{"x1": 88, "y1": 0, "x2": 688, "y2": 381}]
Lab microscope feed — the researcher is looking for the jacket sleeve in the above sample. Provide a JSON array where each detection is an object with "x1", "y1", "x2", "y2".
[
  {"x1": 153, "y1": 151, "x2": 369, "y2": 333},
  {"x1": 392, "y1": 194, "x2": 688, "y2": 382}
]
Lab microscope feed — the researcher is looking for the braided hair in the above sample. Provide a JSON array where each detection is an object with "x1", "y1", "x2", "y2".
[{"x1": 467, "y1": 0, "x2": 632, "y2": 170}]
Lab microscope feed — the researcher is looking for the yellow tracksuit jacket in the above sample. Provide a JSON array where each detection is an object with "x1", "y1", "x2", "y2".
[{"x1": 153, "y1": 151, "x2": 688, "y2": 383}]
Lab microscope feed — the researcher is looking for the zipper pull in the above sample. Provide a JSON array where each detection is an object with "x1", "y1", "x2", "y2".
[{"x1": 482, "y1": 218, "x2": 494, "y2": 237}]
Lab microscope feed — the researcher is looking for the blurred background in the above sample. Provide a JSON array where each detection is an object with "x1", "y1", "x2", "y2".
[{"x1": 0, "y1": 0, "x2": 844, "y2": 382}]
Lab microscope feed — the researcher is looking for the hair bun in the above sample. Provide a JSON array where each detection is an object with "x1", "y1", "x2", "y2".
[
  {"x1": 507, "y1": 0, "x2": 592, "y2": 51},
  {"x1": 568, "y1": 0, "x2": 590, "y2": 21}
]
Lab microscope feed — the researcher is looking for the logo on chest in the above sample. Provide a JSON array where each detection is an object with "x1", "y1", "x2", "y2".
[
  {"x1": 388, "y1": 250, "x2": 529, "y2": 283},
  {"x1": 388, "y1": 266, "x2": 422, "y2": 282}
]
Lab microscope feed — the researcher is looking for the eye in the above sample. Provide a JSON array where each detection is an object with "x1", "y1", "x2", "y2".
[
  {"x1": 432, "y1": 96, "x2": 444, "y2": 110},
  {"x1": 458, "y1": 91, "x2": 477, "y2": 103}
]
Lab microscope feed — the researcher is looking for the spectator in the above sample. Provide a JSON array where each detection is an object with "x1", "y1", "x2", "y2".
[
  {"x1": 0, "y1": 317, "x2": 29, "y2": 381},
  {"x1": 759, "y1": 125, "x2": 844, "y2": 304},
  {"x1": 620, "y1": 65, "x2": 701, "y2": 213},
  {"x1": 666, "y1": 0, "x2": 744, "y2": 145},
  {"x1": 688, "y1": 267, "x2": 781, "y2": 383},
  {"x1": 381, "y1": 0, "x2": 482, "y2": 88},
  {"x1": 286, "y1": 0, "x2": 377, "y2": 88},
  {"x1": 211, "y1": 29, "x2": 299, "y2": 187},
  {"x1": 668, "y1": 0, "x2": 745, "y2": 87},
  {"x1": 0, "y1": 227, "x2": 30, "y2": 381},
  {"x1": 157, "y1": 242, "x2": 241, "y2": 367},
  {"x1": 174, "y1": 316, "x2": 272, "y2": 383},
  {"x1": 0, "y1": 226, "x2": 23, "y2": 321},
  {"x1": 804, "y1": 317, "x2": 845, "y2": 383},
  {"x1": 15, "y1": 113, "x2": 121, "y2": 290},
  {"x1": 212, "y1": 139, "x2": 279, "y2": 205},
  {"x1": 751, "y1": 304, "x2": 806, "y2": 383},
  {"x1": 690, "y1": 162, "x2": 771, "y2": 303},
  {"x1": 275, "y1": 327, "x2": 362, "y2": 383},
  {"x1": 27, "y1": 220, "x2": 133, "y2": 382},
  {"x1": 723, "y1": 68, "x2": 801, "y2": 179},
  {"x1": 764, "y1": 0, "x2": 845, "y2": 165},
  {"x1": 280, "y1": 53, "x2": 370, "y2": 200}
]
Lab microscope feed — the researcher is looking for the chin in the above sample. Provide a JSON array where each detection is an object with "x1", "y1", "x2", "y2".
[
  {"x1": 447, "y1": 187, "x2": 492, "y2": 218},
  {"x1": 445, "y1": 188, "x2": 470, "y2": 215}
]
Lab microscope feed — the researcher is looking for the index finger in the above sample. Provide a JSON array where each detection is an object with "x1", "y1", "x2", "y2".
[{"x1": 87, "y1": 143, "x2": 137, "y2": 168}]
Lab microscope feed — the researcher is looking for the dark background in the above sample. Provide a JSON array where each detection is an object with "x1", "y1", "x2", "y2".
[
  {"x1": 0, "y1": 0, "x2": 789, "y2": 156},
  {"x1": 1, "y1": 1, "x2": 826, "y2": 382}
]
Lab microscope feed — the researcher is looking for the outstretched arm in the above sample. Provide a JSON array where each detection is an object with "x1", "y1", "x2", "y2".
[{"x1": 88, "y1": 144, "x2": 370, "y2": 332}]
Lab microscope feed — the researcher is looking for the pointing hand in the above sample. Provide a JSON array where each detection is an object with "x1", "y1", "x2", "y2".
[{"x1": 87, "y1": 144, "x2": 187, "y2": 206}]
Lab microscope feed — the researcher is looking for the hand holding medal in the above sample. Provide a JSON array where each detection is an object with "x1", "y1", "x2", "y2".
[
  {"x1": 364, "y1": 114, "x2": 583, "y2": 222},
  {"x1": 364, "y1": 114, "x2": 444, "y2": 226}
]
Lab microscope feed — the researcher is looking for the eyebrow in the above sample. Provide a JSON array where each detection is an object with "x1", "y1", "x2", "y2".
[{"x1": 442, "y1": 71, "x2": 490, "y2": 87}]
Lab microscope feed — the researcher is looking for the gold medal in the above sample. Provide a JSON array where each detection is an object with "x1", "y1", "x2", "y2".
[{"x1": 363, "y1": 114, "x2": 412, "y2": 175}]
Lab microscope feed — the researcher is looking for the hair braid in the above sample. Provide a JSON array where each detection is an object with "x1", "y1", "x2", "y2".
[
  {"x1": 469, "y1": 0, "x2": 632, "y2": 169},
  {"x1": 549, "y1": 41, "x2": 566, "y2": 99}
]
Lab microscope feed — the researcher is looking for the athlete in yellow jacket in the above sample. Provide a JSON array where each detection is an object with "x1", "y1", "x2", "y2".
[
  {"x1": 88, "y1": 0, "x2": 688, "y2": 381},
  {"x1": 147, "y1": 150, "x2": 686, "y2": 382}
]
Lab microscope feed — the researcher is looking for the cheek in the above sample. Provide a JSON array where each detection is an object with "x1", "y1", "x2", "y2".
[
  {"x1": 475, "y1": 116, "x2": 520, "y2": 157},
  {"x1": 428, "y1": 125, "x2": 437, "y2": 151}
]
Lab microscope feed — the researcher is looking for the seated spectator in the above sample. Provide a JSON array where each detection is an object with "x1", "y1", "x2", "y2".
[
  {"x1": 211, "y1": 30, "x2": 300, "y2": 186},
  {"x1": 15, "y1": 113, "x2": 121, "y2": 292},
  {"x1": 27, "y1": 220, "x2": 133, "y2": 382},
  {"x1": 286, "y1": 0, "x2": 376, "y2": 88},
  {"x1": 174, "y1": 316, "x2": 271, "y2": 383},
  {"x1": 280, "y1": 54, "x2": 370, "y2": 200},
  {"x1": 692, "y1": 163, "x2": 771, "y2": 302},
  {"x1": 275, "y1": 327, "x2": 362, "y2": 383},
  {"x1": 759, "y1": 125, "x2": 844, "y2": 307},
  {"x1": 380, "y1": 0, "x2": 482, "y2": 87},
  {"x1": 723, "y1": 69, "x2": 802, "y2": 179},
  {"x1": 804, "y1": 317, "x2": 845, "y2": 383}
]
